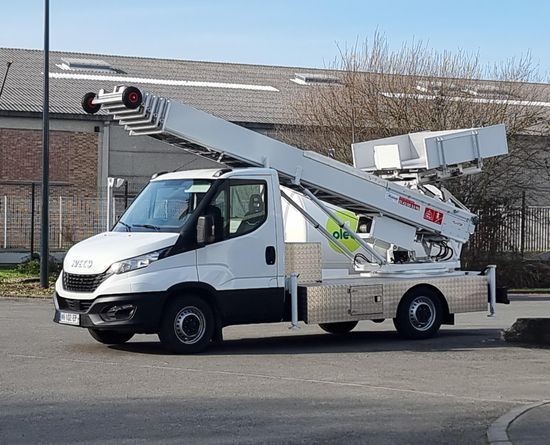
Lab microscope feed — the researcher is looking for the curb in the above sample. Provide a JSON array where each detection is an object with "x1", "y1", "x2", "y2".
[
  {"x1": 487, "y1": 400, "x2": 550, "y2": 444},
  {"x1": 0, "y1": 295, "x2": 52, "y2": 301}
]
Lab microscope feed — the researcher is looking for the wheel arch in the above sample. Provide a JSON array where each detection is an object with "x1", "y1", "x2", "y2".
[
  {"x1": 400, "y1": 283, "x2": 453, "y2": 324},
  {"x1": 164, "y1": 282, "x2": 223, "y2": 338}
]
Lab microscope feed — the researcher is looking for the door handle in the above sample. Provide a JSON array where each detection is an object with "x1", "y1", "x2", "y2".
[{"x1": 265, "y1": 246, "x2": 276, "y2": 265}]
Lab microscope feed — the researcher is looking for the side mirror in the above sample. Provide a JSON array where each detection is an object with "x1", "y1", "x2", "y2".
[{"x1": 196, "y1": 215, "x2": 215, "y2": 245}]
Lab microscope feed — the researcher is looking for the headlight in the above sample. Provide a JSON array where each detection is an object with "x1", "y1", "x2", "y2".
[{"x1": 108, "y1": 249, "x2": 167, "y2": 274}]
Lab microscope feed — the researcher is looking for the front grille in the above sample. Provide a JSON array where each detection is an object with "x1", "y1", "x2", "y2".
[
  {"x1": 62, "y1": 271, "x2": 110, "y2": 293},
  {"x1": 57, "y1": 295, "x2": 93, "y2": 313}
]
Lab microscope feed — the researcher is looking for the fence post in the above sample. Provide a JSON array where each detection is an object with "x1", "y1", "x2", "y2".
[
  {"x1": 112, "y1": 196, "x2": 116, "y2": 228},
  {"x1": 520, "y1": 191, "x2": 526, "y2": 258},
  {"x1": 59, "y1": 196, "x2": 63, "y2": 249},
  {"x1": 106, "y1": 180, "x2": 112, "y2": 231},
  {"x1": 2, "y1": 195, "x2": 7, "y2": 249},
  {"x1": 124, "y1": 181, "x2": 128, "y2": 209},
  {"x1": 30, "y1": 183, "x2": 36, "y2": 257}
]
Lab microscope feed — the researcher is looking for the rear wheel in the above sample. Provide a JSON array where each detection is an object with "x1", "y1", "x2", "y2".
[
  {"x1": 88, "y1": 329, "x2": 134, "y2": 345},
  {"x1": 393, "y1": 288, "x2": 443, "y2": 339},
  {"x1": 158, "y1": 296, "x2": 214, "y2": 354},
  {"x1": 319, "y1": 321, "x2": 358, "y2": 334}
]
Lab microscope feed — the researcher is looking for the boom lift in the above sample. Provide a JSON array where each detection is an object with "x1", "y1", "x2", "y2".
[
  {"x1": 51, "y1": 86, "x2": 508, "y2": 353},
  {"x1": 84, "y1": 86, "x2": 506, "y2": 272}
]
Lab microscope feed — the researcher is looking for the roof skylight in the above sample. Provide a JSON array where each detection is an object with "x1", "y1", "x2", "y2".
[
  {"x1": 56, "y1": 58, "x2": 120, "y2": 73},
  {"x1": 291, "y1": 73, "x2": 341, "y2": 85}
]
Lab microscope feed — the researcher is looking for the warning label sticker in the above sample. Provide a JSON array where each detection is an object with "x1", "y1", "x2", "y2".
[
  {"x1": 398, "y1": 196, "x2": 420, "y2": 211},
  {"x1": 424, "y1": 207, "x2": 444, "y2": 225}
]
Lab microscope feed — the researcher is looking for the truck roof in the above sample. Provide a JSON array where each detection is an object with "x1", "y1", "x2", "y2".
[{"x1": 150, "y1": 167, "x2": 274, "y2": 182}]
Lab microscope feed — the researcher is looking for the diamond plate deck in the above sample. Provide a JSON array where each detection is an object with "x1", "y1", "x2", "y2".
[
  {"x1": 285, "y1": 242, "x2": 322, "y2": 283},
  {"x1": 300, "y1": 274, "x2": 487, "y2": 324}
]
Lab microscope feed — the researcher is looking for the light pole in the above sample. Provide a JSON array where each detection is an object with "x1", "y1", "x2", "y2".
[{"x1": 40, "y1": 0, "x2": 50, "y2": 288}]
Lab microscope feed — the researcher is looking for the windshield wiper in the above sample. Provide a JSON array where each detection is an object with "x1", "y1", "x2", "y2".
[
  {"x1": 132, "y1": 224, "x2": 161, "y2": 232},
  {"x1": 118, "y1": 221, "x2": 132, "y2": 232}
]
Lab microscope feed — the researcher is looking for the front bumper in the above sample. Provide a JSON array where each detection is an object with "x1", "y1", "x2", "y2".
[{"x1": 53, "y1": 291, "x2": 168, "y2": 333}]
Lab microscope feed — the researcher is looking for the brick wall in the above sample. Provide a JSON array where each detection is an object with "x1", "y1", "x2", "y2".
[{"x1": 0, "y1": 127, "x2": 99, "y2": 199}]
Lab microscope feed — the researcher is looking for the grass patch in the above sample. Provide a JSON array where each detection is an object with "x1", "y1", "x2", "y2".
[
  {"x1": 0, "y1": 266, "x2": 32, "y2": 280},
  {"x1": 0, "y1": 265, "x2": 57, "y2": 298},
  {"x1": 509, "y1": 288, "x2": 550, "y2": 294}
]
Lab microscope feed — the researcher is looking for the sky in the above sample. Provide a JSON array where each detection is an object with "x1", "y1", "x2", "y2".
[{"x1": 1, "y1": 0, "x2": 549, "y2": 78}]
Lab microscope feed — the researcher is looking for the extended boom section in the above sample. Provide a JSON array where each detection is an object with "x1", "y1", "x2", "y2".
[{"x1": 85, "y1": 86, "x2": 487, "y2": 250}]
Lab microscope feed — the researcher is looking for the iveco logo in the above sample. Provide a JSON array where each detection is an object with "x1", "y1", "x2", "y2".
[{"x1": 71, "y1": 259, "x2": 93, "y2": 269}]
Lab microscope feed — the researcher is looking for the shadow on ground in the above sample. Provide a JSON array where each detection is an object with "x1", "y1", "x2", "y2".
[
  {"x1": 0, "y1": 396, "x2": 491, "y2": 445},
  {"x1": 109, "y1": 327, "x2": 506, "y2": 356}
]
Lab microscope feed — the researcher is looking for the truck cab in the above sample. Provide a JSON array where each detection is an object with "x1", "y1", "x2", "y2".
[{"x1": 54, "y1": 167, "x2": 288, "y2": 353}]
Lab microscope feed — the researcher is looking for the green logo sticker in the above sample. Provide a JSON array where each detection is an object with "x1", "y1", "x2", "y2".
[{"x1": 326, "y1": 209, "x2": 360, "y2": 253}]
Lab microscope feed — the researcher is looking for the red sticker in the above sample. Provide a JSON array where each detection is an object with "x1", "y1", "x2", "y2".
[
  {"x1": 398, "y1": 196, "x2": 420, "y2": 211},
  {"x1": 424, "y1": 207, "x2": 444, "y2": 225}
]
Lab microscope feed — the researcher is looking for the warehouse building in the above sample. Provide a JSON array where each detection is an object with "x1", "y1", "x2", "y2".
[
  {"x1": 0, "y1": 47, "x2": 330, "y2": 200},
  {"x1": 0, "y1": 47, "x2": 549, "y2": 256}
]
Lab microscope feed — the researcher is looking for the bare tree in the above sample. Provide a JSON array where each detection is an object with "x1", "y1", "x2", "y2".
[
  {"x1": 278, "y1": 33, "x2": 550, "y2": 277},
  {"x1": 281, "y1": 32, "x2": 549, "y2": 203}
]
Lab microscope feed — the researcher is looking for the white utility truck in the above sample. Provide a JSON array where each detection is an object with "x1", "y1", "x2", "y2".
[{"x1": 53, "y1": 86, "x2": 509, "y2": 353}]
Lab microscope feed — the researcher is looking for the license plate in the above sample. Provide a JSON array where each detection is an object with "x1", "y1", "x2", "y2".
[{"x1": 59, "y1": 312, "x2": 80, "y2": 326}]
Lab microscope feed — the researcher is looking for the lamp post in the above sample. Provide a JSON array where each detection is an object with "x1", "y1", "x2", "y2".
[{"x1": 40, "y1": 0, "x2": 50, "y2": 288}]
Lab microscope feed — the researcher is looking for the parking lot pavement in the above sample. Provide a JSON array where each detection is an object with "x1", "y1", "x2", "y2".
[{"x1": 0, "y1": 297, "x2": 549, "y2": 444}]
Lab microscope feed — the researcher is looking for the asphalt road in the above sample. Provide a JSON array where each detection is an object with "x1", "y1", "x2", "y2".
[{"x1": 1, "y1": 297, "x2": 549, "y2": 444}]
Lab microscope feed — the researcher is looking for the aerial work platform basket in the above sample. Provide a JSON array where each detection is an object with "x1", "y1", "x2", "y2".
[{"x1": 352, "y1": 125, "x2": 508, "y2": 181}]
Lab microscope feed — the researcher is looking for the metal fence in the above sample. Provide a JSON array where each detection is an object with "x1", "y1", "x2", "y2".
[
  {"x1": 0, "y1": 195, "x2": 132, "y2": 252},
  {"x1": 469, "y1": 206, "x2": 550, "y2": 253},
  {"x1": 1, "y1": 194, "x2": 550, "y2": 253}
]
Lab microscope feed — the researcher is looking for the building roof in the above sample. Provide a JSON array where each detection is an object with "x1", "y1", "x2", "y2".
[
  {"x1": 0, "y1": 47, "x2": 549, "y2": 126},
  {"x1": 0, "y1": 47, "x2": 331, "y2": 125}
]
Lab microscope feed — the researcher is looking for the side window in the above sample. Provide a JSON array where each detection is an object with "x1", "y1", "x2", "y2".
[
  {"x1": 229, "y1": 181, "x2": 268, "y2": 237},
  {"x1": 205, "y1": 188, "x2": 228, "y2": 242}
]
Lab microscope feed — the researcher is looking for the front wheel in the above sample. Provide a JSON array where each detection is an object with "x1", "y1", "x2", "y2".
[
  {"x1": 393, "y1": 288, "x2": 443, "y2": 339},
  {"x1": 158, "y1": 296, "x2": 214, "y2": 354},
  {"x1": 88, "y1": 329, "x2": 134, "y2": 345},
  {"x1": 319, "y1": 321, "x2": 358, "y2": 334}
]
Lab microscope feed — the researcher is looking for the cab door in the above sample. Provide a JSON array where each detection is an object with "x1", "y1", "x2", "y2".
[{"x1": 196, "y1": 176, "x2": 284, "y2": 324}]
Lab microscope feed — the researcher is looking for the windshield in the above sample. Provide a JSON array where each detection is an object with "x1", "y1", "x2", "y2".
[{"x1": 114, "y1": 179, "x2": 213, "y2": 233}]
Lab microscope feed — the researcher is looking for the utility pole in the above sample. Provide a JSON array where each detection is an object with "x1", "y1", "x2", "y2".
[{"x1": 40, "y1": 0, "x2": 50, "y2": 288}]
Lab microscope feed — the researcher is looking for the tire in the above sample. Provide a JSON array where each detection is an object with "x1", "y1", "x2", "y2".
[
  {"x1": 88, "y1": 329, "x2": 134, "y2": 345},
  {"x1": 393, "y1": 287, "x2": 443, "y2": 339},
  {"x1": 319, "y1": 321, "x2": 358, "y2": 335},
  {"x1": 121, "y1": 86, "x2": 142, "y2": 109},
  {"x1": 158, "y1": 296, "x2": 214, "y2": 354},
  {"x1": 81, "y1": 92, "x2": 101, "y2": 114}
]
